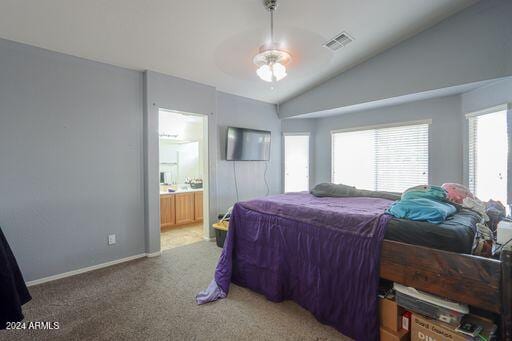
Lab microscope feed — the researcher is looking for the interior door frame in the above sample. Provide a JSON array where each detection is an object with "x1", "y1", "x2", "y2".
[{"x1": 157, "y1": 108, "x2": 210, "y2": 244}]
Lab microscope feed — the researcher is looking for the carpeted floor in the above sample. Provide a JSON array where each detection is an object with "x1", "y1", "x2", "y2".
[{"x1": 0, "y1": 241, "x2": 347, "y2": 341}]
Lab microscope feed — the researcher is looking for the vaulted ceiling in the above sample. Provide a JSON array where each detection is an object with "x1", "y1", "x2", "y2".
[{"x1": 0, "y1": 0, "x2": 476, "y2": 103}]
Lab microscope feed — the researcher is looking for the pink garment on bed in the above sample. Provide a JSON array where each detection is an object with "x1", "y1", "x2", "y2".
[{"x1": 441, "y1": 183, "x2": 474, "y2": 204}]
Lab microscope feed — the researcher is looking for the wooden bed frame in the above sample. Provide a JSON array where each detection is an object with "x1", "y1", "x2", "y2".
[{"x1": 380, "y1": 240, "x2": 512, "y2": 340}]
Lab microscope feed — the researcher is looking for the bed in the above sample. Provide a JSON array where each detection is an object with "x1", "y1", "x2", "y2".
[
  {"x1": 199, "y1": 192, "x2": 511, "y2": 340},
  {"x1": 386, "y1": 208, "x2": 479, "y2": 254}
]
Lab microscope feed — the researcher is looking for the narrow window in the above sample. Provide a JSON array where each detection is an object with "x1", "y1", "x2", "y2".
[
  {"x1": 284, "y1": 134, "x2": 310, "y2": 192},
  {"x1": 468, "y1": 105, "x2": 508, "y2": 203}
]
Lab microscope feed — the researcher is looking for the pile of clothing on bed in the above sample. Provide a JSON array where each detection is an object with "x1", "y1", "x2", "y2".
[
  {"x1": 386, "y1": 183, "x2": 506, "y2": 256},
  {"x1": 311, "y1": 182, "x2": 506, "y2": 257}
]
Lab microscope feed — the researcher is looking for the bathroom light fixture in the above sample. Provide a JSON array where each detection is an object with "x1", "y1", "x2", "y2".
[{"x1": 253, "y1": 0, "x2": 291, "y2": 83}]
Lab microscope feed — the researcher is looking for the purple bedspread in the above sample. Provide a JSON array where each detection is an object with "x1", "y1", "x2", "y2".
[{"x1": 197, "y1": 192, "x2": 393, "y2": 340}]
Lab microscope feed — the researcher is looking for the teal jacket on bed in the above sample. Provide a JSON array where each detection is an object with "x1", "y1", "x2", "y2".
[{"x1": 386, "y1": 185, "x2": 456, "y2": 224}]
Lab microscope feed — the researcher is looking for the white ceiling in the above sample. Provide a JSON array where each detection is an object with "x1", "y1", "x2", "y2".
[{"x1": 0, "y1": 0, "x2": 476, "y2": 104}]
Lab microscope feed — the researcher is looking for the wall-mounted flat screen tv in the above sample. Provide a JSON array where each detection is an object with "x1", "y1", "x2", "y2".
[{"x1": 226, "y1": 127, "x2": 271, "y2": 161}]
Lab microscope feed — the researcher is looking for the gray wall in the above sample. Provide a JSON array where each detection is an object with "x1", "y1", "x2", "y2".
[
  {"x1": 143, "y1": 73, "x2": 281, "y2": 252},
  {"x1": 313, "y1": 96, "x2": 463, "y2": 187},
  {"x1": 143, "y1": 70, "x2": 218, "y2": 253},
  {"x1": 279, "y1": 0, "x2": 512, "y2": 118},
  {"x1": 216, "y1": 92, "x2": 281, "y2": 212},
  {"x1": 0, "y1": 38, "x2": 145, "y2": 281},
  {"x1": 0, "y1": 39, "x2": 281, "y2": 281},
  {"x1": 461, "y1": 77, "x2": 512, "y2": 114},
  {"x1": 460, "y1": 77, "x2": 512, "y2": 186}
]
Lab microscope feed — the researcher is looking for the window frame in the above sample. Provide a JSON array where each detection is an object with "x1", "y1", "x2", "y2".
[{"x1": 330, "y1": 119, "x2": 431, "y2": 190}]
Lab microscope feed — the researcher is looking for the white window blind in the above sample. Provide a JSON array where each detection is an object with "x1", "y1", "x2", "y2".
[
  {"x1": 468, "y1": 107, "x2": 508, "y2": 203},
  {"x1": 332, "y1": 122, "x2": 429, "y2": 192}
]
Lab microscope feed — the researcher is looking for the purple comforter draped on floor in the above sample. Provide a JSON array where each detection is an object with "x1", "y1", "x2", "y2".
[{"x1": 197, "y1": 193, "x2": 393, "y2": 340}]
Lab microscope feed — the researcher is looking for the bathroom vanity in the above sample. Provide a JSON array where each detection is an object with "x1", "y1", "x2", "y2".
[{"x1": 160, "y1": 189, "x2": 203, "y2": 229}]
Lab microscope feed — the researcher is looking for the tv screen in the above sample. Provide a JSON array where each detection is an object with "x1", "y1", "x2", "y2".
[{"x1": 226, "y1": 127, "x2": 271, "y2": 161}]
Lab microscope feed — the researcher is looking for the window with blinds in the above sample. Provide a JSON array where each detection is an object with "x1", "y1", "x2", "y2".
[
  {"x1": 331, "y1": 122, "x2": 429, "y2": 192},
  {"x1": 467, "y1": 106, "x2": 508, "y2": 203}
]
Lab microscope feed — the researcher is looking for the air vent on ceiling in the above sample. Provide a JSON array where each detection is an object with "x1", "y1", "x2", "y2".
[{"x1": 323, "y1": 31, "x2": 354, "y2": 51}]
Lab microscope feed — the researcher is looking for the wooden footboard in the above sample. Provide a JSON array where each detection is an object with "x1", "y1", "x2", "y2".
[
  {"x1": 380, "y1": 240, "x2": 512, "y2": 340},
  {"x1": 501, "y1": 249, "x2": 512, "y2": 340},
  {"x1": 380, "y1": 240, "x2": 501, "y2": 312}
]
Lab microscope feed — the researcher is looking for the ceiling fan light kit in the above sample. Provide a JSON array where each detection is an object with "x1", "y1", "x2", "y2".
[{"x1": 253, "y1": 0, "x2": 291, "y2": 83}]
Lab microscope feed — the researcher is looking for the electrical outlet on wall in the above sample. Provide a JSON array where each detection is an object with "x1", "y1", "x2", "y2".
[{"x1": 108, "y1": 234, "x2": 116, "y2": 245}]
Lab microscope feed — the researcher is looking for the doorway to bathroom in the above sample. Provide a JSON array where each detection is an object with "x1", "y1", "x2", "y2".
[{"x1": 158, "y1": 109, "x2": 208, "y2": 251}]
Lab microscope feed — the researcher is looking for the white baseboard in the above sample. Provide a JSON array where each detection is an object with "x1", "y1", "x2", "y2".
[
  {"x1": 203, "y1": 236, "x2": 215, "y2": 241},
  {"x1": 146, "y1": 251, "x2": 161, "y2": 258},
  {"x1": 26, "y1": 252, "x2": 161, "y2": 287}
]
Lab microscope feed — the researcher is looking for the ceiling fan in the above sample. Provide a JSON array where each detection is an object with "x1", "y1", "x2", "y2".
[{"x1": 253, "y1": 0, "x2": 291, "y2": 83}]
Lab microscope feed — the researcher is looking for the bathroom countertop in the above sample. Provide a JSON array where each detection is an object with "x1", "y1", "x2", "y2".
[{"x1": 160, "y1": 188, "x2": 203, "y2": 195}]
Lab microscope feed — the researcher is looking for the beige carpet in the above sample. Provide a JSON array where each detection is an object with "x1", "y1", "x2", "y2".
[
  {"x1": 160, "y1": 224, "x2": 203, "y2": 251},
  {"x1": 0, "y1": 241, "x2": 348, "y2": 341}
]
